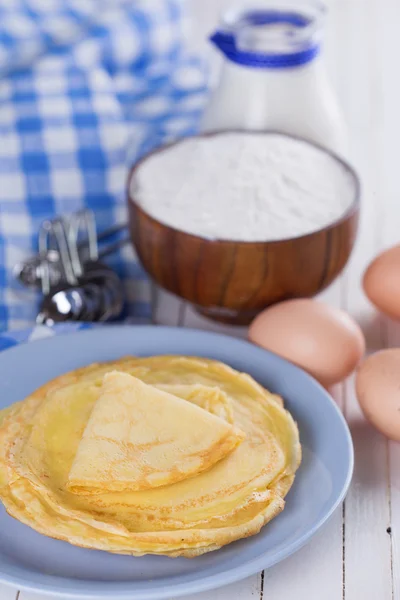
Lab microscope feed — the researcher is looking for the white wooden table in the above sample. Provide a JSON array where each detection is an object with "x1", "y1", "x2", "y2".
[{"x1": 2, "y1": 0, "x2": 400, "y2": 598}]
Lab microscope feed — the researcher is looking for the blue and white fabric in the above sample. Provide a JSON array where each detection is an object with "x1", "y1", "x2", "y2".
[
  {"x1": 0, "y1": 322, "x2": 94, "y2": 352},
  {"x1": 0, "y1": 0, "x2": 208, "y2": 331}
]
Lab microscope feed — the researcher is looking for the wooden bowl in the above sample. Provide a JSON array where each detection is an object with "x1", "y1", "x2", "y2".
[{"x1": 127, "y1": 132, "x2": 360, "y2": 325}]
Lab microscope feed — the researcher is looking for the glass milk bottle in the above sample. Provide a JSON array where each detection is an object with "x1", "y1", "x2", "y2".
[{"x1": 201, "y1": 0, "x2": 348, "y2": 158}]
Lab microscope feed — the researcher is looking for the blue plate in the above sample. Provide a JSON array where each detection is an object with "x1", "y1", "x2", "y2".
[{"x1": 0, "y1": 326, "x2": 353, "y2": 599}]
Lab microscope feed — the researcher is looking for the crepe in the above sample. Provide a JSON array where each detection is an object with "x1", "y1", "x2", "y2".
[
  {"x1": 67, "y1": 371, "x2": 244, "y2": 494},
  {"x1": 0, "y1": 356, "x2": 301, "y2": 557},
  {"x1": 154, "y1": 383, "x2": 234, "y2": 423}
]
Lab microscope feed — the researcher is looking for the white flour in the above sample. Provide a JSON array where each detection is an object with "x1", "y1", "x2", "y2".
[{"x1": 132, "y1": 132, "x2": 356, "y2": 242}]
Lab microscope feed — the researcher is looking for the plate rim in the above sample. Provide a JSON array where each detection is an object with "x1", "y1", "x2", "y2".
[{"x1": 0, "y1": 325, "x2": 354, "y2": 599}]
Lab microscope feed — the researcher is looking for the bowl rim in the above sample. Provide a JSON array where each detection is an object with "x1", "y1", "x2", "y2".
[{"x1": 127, "y1": 129, "x2": 361, "y2": 246}]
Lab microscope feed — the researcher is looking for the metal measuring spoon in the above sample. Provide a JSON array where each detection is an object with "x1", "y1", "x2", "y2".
[
  {"x1": 29, "y1": 211, "x2": 125, "y2": 325},
  {"x1": 14, "y1": 220, "x2": 128, "y2": 290},
  {"x1": 36, "y1": 263, "x2": 124, "y2": 325},
  {"x1": 13, "y1": 250, "x2": 62, "y2": 290},
  {"x1": 36, "y1": 288, "x2": 85, "y2": 325},
  {"x1": 80, "y1": 262, "x2": 124, "y2": 321}
]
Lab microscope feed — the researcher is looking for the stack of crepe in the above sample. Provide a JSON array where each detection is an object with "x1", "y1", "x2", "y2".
[{"x1": 0, "y1": 356, "x2": 301, "y2": 557}]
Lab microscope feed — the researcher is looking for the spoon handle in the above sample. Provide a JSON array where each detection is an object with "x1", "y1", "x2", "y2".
[{"x1": 97, "y1": 236, "x2": 130, "y2": 259}]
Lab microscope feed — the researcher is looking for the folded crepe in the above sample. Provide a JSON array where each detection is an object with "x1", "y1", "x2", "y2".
[
  {"x1": 67, "y1": 371, "x2": 244, "y2": 494},
  {"x1": 154, "y1": 383, "x2": 234, "y2": 423}
]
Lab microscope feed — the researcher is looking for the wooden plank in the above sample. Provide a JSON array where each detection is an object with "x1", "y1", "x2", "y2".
[
  {"x1": 343, "y1": 379, "x2": 392, "y2": 600},
  {"x1": 390, "y1": 440, "x2": 400, "y2": 600},
  {"x1": 387, "y1": 322, "x2": 400, "y2": 600},
  {"x1": 16, "y1": 579, "x2": 262, "y2": 600},
  {"x1": 17, "y1": 579, "x2": 261, "y2": 600},
  {"x1": 18, "y1": 594, "x2": 66, "y2": 600},
  {"x1": 382, "y1": 127, "x2": 400, "y2": 598},
  {"x1": 0, "y1": 584, "x2": 18, "y2": 600},
  {"x1": 337, "y1": 0, "x2": 393, "y2": 594},
  {"x1": 153, "y1": 287, "x2": 185, "y2": 326},
  {"x1": 264, "y1": 514, "x2": 344, "y2": 600},
  {"x1": 171, "y1": 576, "x2": 262, "y2": 600},
  {"x1": 377, "y1": 0, "x2": 400, "y2": 591}
]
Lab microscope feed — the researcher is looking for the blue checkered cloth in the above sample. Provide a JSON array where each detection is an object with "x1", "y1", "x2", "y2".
[
  {"x1": 0, "y1": 322, "x2": 95, "y2": 352},
  {"x1": 0, "y1": 0, "x2": 208, "y2": 331}
]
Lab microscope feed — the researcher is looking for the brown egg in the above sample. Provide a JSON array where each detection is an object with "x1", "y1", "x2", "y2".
[
  {"x1": 356, "y1": 349, "x2": 400, "y2": 441},
  {"x1": 248, "y1": 298, "x2": 365, "y2": 387},
  {"x1": 363, "y1": 245, "x2": 400, "y2": 319}
]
